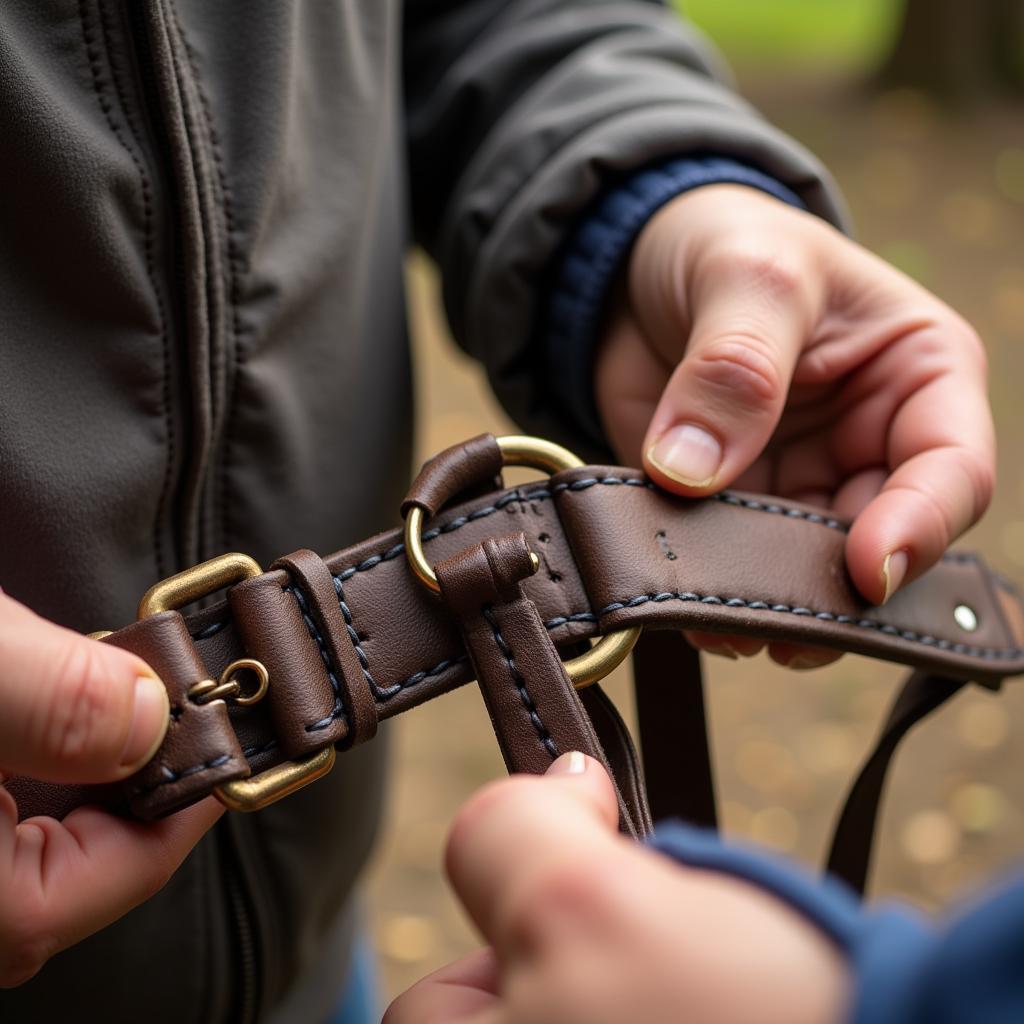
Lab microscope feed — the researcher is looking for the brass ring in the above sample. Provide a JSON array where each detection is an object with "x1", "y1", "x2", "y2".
[
  {"x1": 405, "y1": 435, "x2": 584, "y2": 594},
  {"x1": 404, "y1": 434, "x2": 641, "y2": 688}
]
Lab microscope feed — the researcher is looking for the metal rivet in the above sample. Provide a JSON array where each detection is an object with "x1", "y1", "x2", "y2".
[{"x1": 953, "y1": 604, "x2": 979, "y2": 632}]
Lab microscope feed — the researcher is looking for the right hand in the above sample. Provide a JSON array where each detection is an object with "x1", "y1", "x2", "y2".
[{"x1": 0, "y1": 590, "x2": 223, "y2": 987}]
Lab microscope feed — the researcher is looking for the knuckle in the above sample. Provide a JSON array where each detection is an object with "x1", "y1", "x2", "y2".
[
  {"x1": 689, "y1": 337, "x2": 785, "y2": 408},
  {"x1": 708, "y1": 245, "x2": 805, "y2": 299}
]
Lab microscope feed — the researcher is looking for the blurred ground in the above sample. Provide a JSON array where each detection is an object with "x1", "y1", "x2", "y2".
[{"x1": 366, "y1": 12, "x2": 1024, "y2": 1004}]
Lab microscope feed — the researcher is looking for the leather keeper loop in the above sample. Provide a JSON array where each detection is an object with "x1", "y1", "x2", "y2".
[
  {"x1": 111, "y1": 612, "x2": 248, "y2": 819},
  {"x1": 437, "y1": 532, "x2": 536, "y2": 616},
  {"x1": 230, "y1": 570, "x2": 350, "y2": 757},
  {"x1": 273, "y1": 549, "x2": 379, "y2": 748},
  {"x1": 400, "y1": 433, "x2": 502, "y2": 519}
]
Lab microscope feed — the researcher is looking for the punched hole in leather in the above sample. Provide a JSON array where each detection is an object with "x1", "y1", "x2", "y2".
[{"x1": 434, "y1": 531, "x2": 651, "y2": 838}]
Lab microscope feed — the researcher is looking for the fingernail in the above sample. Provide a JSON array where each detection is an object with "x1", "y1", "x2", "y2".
[
  {"x1": 120, "y1": 676, "x2": 170, "y2": 769},
  {"x1": 788, "y1": 654, "x2": 832, "y2": 670},
  {"x1": 881, "y1": 549, "x2": 909, "y2": 604},
  {"x1": 704, "y1": 643, "x2": 740, "y2": 660},
  {"x1": 646, "y1": 424, "x2": 723, "y2": 488},
  {"x1": 547, "y1": 751, "x2": 587, "y2": 776}
]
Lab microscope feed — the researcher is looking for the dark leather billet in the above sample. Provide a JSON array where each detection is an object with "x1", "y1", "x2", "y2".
[
  {"x1": 6, "y1": 462, "x2": 1023, "y2": 822},
  {"x1": 435, "y1": 532, "x2": 648, "y2": 836}
]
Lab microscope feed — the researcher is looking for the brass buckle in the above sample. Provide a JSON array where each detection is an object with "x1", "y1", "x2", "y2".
[
  {"x1": 404, "y1": 434, "x2": 641, "y2": 689},
  {"x1": 138, "y1": 552, "x2": 336, "y2": 812}
]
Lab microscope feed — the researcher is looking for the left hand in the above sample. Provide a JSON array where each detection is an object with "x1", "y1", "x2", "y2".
[
  {"x1": 595, "y1": 184, "x2": 994, "y2": 668},
  {"x1": 385, "y1": 753, "x2": 849, "y2": 1024}
]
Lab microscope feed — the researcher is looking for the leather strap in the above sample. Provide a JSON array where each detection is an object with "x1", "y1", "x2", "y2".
[
  {"x1": 633, "y1": 632, "x2": 717, "y2": 829},
  {"x1": 826, "y1": 672, "x2": 969, "y2": 892},
  {"x1": 6, "y1": 444, "x2": 1022, "y2": 832},
  {"x1": 435, "y1": 531, "x2": 649, "y2": 837}
]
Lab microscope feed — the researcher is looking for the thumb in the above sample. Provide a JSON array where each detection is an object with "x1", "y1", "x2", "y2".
[
  {"x1": 445, "y1": 753, "x2": 622, "y2": 948},
  {"x1": 0, "y1": 593, "x2": 169, "y2": 783},
  {"x1": 642, "y1": 264, "x2": 809, "y2": 494}
]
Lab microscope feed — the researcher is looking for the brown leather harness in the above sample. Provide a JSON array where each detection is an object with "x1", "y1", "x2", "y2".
[{"x1": 9, "y1": 434, "x2": 1023, "y2": 896}]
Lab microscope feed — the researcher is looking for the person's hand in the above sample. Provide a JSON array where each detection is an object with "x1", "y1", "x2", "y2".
[
  {"x1": 596, "y1": 184, "x2": 994, "y2": 668},
  {"x1": 0, "y1": 590, "x2": 223, "y2": 987},
  {"x1": 386, "y1": 753, "x2": 848, "y2": 1024}
]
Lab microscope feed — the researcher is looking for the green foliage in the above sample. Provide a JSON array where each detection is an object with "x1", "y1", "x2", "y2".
[{"x1": 678, "y1": 0, "x2": 903, "y2": 71}]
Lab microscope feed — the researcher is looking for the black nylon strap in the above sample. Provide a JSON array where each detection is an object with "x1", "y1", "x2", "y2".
[
  {"x1": 827, "y1": 670, "x2": 969, "y2": 895},
  {"x1": 632, "y1": 632, "x2": 717, "y2": 829}
]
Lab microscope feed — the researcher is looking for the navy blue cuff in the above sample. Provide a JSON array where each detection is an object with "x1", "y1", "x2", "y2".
[
  {"x1": 647, "y1": 822, "x2": 935, "y2": 1024},
  {"x1": 542, "y1": 156, "x2": 805, "y2": 452}
]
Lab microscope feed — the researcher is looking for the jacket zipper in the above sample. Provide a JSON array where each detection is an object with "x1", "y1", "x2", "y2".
[
  {"x1": 124, "y1": 6, "x2": 261, "y2": 1021},
  {"x1": 218, "y1": 822, "x2": 261, "y2": 1024}
]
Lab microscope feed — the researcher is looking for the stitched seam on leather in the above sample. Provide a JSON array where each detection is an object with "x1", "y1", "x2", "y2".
[
  {"x1": 544, "y1": 591, "x2": 1024, "y2": 661},
  {"x1": 84, "y1": 0, "x2": 175, "y2": 580},
  {"x1": 156, "y1": 574, "x2": 1024, "y2": 789},
  {"x1": 133, "y1": 753, "x2": 232, "y2": 797},
  {"x1": 329, "y1": 576, "x2": 386, "y2": 698},
  {"x1": 482, "y1": 606, "x2": 559, "y2": 759},
  {"x1": 286, "y1": 585, "x2": 348, "y2": 731},
  {"x1": 329, "y1": 482, "x2": 848, "y2": 585},
  {"x1": 242, "y1": 739, "x2": 279, "y2": 758}
]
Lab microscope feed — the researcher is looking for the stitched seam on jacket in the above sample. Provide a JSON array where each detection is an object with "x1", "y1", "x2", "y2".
[
  {"x1": 543, "y1": 591, "x2": 1024, "y2": 662},
  {"x1": 176, "y1": 18, "x2": 247, "y2": 555},
  {"x1": 84, "y1": 0, "x2": 176, "y2": 580},
  {"x1": 482, "y1": 606, "x2": 558, "y2": 759},
  {"x1": 286, "y1": 585, "x2": 348, "y2": 730}
]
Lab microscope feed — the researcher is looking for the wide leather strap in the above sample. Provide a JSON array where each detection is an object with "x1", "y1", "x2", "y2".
[{"x1": 6, "y1": 451, "x2": 1023, "y2": 824}]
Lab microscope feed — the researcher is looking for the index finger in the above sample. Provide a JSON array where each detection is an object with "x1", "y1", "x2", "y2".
[{"x1": 845, "y1": 339, "x2": 994, "y2": 604}]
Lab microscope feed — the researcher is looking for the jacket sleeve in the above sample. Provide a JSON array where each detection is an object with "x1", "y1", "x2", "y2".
[
  {"x1": 648, "y1": 822, "x2": 1024, "y2": 1024},
  {"x1": 403, "y1": 0, "x2": 848, "y2": 447}
]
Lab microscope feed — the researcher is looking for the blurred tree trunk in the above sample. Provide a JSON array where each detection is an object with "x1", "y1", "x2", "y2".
[{"x1": 879, "y1": 0, "x2": 1024, "y2": 98}]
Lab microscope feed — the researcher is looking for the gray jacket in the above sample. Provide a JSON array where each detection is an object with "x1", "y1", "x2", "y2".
[{"x1": 0, "y1": 1, "x2": 841, "y2": 1020}]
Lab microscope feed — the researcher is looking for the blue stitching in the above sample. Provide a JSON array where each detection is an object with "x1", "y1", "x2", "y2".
[
  {"x1": 242, "y1": 738, "x2": 278, "y2": 758},
  {"x1": 193, "y1": 619, "x2": 228, "y2": 640},
  {"x1": 392, "y1": 653, "x2": 470, "y2": 689},
  {"x1": 189, "y1": 478, "x2": 995, "y2": 641},
  {"x1": 331, "y1": 575, "x2": 394, "y2": 699},
  {"x1": 331, "y1": 485, "x2": 554, "y2": 584},
  {"x1": 286, "y1": 584, "x2": 347, "y2": 731},
  {"x1": 575, "y1": 590, "x2": 1024, "y2": 662},
  {"x1": 133, "y1": 753, "x2": 232, "y2": 796},
  {"x1": 481, "y1": 605, "x2": 558, "y2": 759}
]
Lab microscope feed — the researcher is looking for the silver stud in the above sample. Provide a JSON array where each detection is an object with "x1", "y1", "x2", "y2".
[{"x1": 953, "y1": 604, "x2": 978, "y2": 632}]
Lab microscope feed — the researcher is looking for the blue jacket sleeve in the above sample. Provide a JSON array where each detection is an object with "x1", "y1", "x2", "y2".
[
  {"x1": 541, "y1": 156, "x2": 806, "y2": 454},
  {"x1": 648, "y1": 822, "x2": 1024, "y2": 1024}
]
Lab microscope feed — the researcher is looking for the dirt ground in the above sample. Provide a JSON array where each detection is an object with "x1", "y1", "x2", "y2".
[{"x1": 366, "y1": 72, "x2": 1024, "y2": 1004}]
